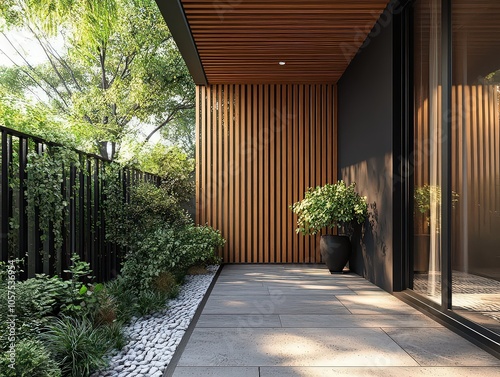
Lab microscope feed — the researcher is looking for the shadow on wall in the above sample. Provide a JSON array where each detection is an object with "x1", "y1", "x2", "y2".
[{"x1": 342, "y1": 153, "x2": 393, "y2": 292}]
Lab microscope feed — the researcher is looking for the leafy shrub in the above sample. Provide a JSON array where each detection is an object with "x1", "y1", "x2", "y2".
[
  {"x1": 41, "y1": 316, "x2": 112, "y2": 377},
  {"x1": 290, "y1": 181, "x2": 368, "y2": 235},
  {"x1": 119, "y1": 222, "x2": 224, "y2": 293},
  {"x1": 180, "y1": 224, "x2": 225, "y2": 268},
  {"x1": 0, "y1": 256, "x2": 104, "y2": 352},
  {"x1": 128, "y1": 181, "x2": 191, "y2": 230},
  {"x1": 414, "y1": 184, "x2": 459, "y2": 232},
  {"x1": 0, "y1": 339, "x2": 60, "y2": 377},
  {"x1": 138, "y1": 144, "x2": 195, "y2": 203},
  {"x1": 103, "y1": 275, "x2": 171, "y2": 323},
  {"x1": 55, "y1": 255, "x2": 105, "y2": 318},
  {"x1": 105, "y1": 180, "x2": 191, "y2": 247},
  {"x1": 0, "y1": 274, "x2": 56, "y2": 350},
  {"x1": 119, "y1": 225, "x2": 180, "y2": 292},
  {"x1": 36, "y1": 256, "x2": 101, "y2": 318}
]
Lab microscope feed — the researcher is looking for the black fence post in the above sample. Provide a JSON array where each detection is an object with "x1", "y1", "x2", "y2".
[
  {"x1": 78, "y1": 153, "x2": 85, "y2": 261},
  {"x1": 33, "y1": 142, "x2": 43, "y2": 275},
  {"x1": 18, "y1": 137, "x2": 28, "y2": 280},
  {"x1": 85, "y1": 158, "x2": 92, "y2": 269},
  {"x1": 1, "y1": 130, "x2": 10, "y2": 263}
]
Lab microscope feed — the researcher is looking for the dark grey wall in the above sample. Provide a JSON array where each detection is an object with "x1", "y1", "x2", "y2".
[{"x1": 337, "y1": 17, "x2": 394, "y2": 292}]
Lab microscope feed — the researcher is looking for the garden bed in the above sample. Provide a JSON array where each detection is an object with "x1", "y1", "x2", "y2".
[{"x1": 92, "y1": 266, "x2": 218, "y2": 377}]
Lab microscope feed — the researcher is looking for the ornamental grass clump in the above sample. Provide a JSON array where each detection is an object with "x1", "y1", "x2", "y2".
[{"x1": 290, "y1": 181, "x2": 368, "y2": 235}]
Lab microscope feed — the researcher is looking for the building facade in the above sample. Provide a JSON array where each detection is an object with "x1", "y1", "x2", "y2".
[{"x1": 158, "y1": 0, "x2": 500, "y2": 356}]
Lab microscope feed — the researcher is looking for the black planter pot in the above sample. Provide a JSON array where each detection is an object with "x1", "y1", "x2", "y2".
[{"x1": 320, "y1": 235, "x2": 351, "y2": 273}]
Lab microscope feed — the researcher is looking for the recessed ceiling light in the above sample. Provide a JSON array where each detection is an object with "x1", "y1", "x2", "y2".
[{"x1": 279, "y1": 61, "x2": 286, "y2": 65}]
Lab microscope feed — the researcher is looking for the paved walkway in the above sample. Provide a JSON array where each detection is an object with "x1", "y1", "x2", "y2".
[{"x1": 169, "y1": 265, "x2": 500, "y2": 377}]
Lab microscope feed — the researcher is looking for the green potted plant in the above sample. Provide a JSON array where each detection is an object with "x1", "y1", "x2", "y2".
[{"x1": 290, "y1": 181, "x2": 368, "y2": 273}]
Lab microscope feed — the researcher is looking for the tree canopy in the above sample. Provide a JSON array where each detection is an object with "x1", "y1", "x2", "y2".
[{"x1": 0, "y1": 0, "x2": 195, "y2": 160}]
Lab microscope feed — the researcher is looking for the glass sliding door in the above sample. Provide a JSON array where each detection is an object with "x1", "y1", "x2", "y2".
[
  {"x1": 411, "y1": 0, "x2": 500, "y2": 338},
  {"x1": 450, "y1": 0, "x2": 500, "y2": 335},
  {"x1": 412, "y1": 0, "x2": 443, "y2": 305}
]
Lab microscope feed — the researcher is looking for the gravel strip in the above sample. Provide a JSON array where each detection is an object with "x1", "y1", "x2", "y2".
[{"x1": 92, "y1": 265, "x2": 219, "y2": 377}]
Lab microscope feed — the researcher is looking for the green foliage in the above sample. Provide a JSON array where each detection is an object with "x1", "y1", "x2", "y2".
[
  {"x1": 0, "y1": 255, "x2": 104, "y2": 351},
  {"x1": 0, "y1": 0, "x2": 195, "y2": 160},
  {"x1": 290, "y1": 181, "x2": 368, "y2": 236},
  {"x1": 104, "y1": 179, "x2": 191, "y2": 247},
  {"x1": 119, "y1": 221, "x2": 224, "y2": 293},
  {"x1": 101, "y1": 163, "x2": 129, "y2": 246},
  {"x1": 25, "y1": 146, "x2": 80, "y2": 250},
  {"x1": 159, "y1": 111, "x2": 196, "y2": 158},
  {"x1": 92, "y1": 290, "x2": 118, "y2": 326},
  {"x1": 135, "y1": 290, "x2": 169, "y2": 316},
  {"x1": 119, "y1": 225, "x2": 180, "y2": 292},
  {"x1": 41, "y1": 315, "x2": 112, "y2": 377},
  {"x1": 23, "y1": 255, "x2": 100, "y2": 319},
  {"x1": 152, "y1": 271, "x2": 179, "y2": 296},
  {"x1": 0, "y1": 339, "x2": 61, "y2": 377},
  {"x1": 0, "y1": 93, "x2": 83, "y2": 148},
  {"x1": 484, "y1": 69, "x2": 500, "y2": 84},
  {"x1": 129, "y1": 181, "x2": 191, "y2": 228},
  {"x1": 137, "y1": 144, "x2": 195, "y2": 202},
  {"x1": 0, "y1": 275, "x2": 53, "y2": 350},
  {"x1": 414, "y1": 184, "x2": 459, "y2": 215},
  {"x1": 179, "y1": 225, "x2": 225, "y2": 268},
  {"x1": 414, "y1": 184, "x2": 459, "y2": 232},
  {"x1": 103, "y1": 275, "x2": 172, "y2": 321},
  {"x1": 99, "y1": 320, "x2": 126, "y2": 351},
  {"x1": 60, "y1": 256, "x2": 105, "y2": 318},
  {"x1": 103, "y1": 276, "x2": 139, "y2": 323},
  {"x1": 0, "y1": 260, "x2": 135, "y2": 375}
]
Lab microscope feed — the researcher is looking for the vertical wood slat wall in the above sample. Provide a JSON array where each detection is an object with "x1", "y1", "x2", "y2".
[
  {"x1": 451, "y1": 84, "x2": 500, "y2": 268},
  {"x1": 196, "y1": 84, "x2": 337, "y2": 263},
  {"x1": 414, "y1": 84, "x2": 500, "y2": 267}
]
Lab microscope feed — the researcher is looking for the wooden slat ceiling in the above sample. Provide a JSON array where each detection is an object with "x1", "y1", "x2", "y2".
[{"x1": 180, "y1": 0, "x2": 390, "y2": 84}]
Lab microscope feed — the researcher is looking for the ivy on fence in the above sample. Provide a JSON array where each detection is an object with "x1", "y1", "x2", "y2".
[
  {"x1": 0, "y1": 126, "x2": 160, "y2": 281},
  {"x1": 26, "y1": 146, "x2": 80, "y2": 251}
]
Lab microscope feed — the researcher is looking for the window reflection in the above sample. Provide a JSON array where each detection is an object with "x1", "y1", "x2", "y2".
[
  {"x1": 451, "y1": 0, "x2": 500, "y2": 334},
  {"x1": 412, "y1": 0, "x2": 500, "y2": 335},
  {"x1": 413, "y1": 0, "x2": 443, "y2": 304}
]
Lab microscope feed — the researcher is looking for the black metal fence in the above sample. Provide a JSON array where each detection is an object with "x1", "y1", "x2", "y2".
[{"x1": 0, "y1": 125, "x2": 161, "y2": 282}]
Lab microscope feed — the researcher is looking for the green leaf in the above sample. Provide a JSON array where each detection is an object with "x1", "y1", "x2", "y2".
[
  {"x1": 79, "y1": 285, "x2": 88, "y2": 295},
  {"x1": 93, "y1": 283, "x2": 104, "y2": 293}
]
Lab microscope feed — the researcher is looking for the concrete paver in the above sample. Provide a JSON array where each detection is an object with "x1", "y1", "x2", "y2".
[
  {"x1": 279, "y1": 314, "x2": 443, "y2": 328},
  {"x1": 259, "y1": 367, "x2": 500, "y2": 377},
  {"x1": 169, "y1": 265, "x2": 500, "y2": 377},
  {"x1": 383, "y1": 327, "x2": 500, "y2": 366},
  {"x1": 203, "y1": 294, "x2": 352, "y2": 315},
  {"x1": 176, "y1": 327, "x2": 419, "y2": 367},
  {"x1": 172, "y1": 367, "x2": 258, "y2": 376},
  {"x1": 196, "y1": 314, "x2": 282, "y2": 328}
]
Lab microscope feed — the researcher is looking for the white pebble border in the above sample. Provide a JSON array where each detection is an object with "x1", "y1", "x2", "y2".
[{"x1": 92, "y1": 265, "x2": 219, "y2": 377}]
